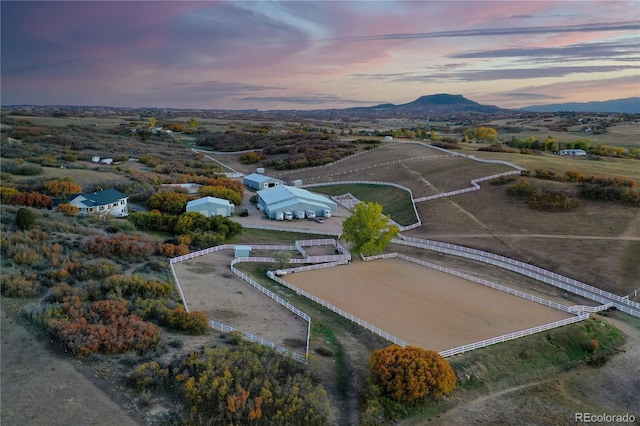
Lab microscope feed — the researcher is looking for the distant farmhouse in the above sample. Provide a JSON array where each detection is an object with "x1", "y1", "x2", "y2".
[
  {"x1": 558, "y1": 149, "x2": 587, "y2": 156},
  {"x1": 243, "y1": 173, "x2": 284, "y2": 190},
  {"x1": 257, "y1": 186, "x2": 337, "y2": 220},
  {"x1": 186, "y1": 196, "x2": 235, "y2": 218},
  {"x1": 68, "y1": 189, "x2": 129, "y2": 217}
]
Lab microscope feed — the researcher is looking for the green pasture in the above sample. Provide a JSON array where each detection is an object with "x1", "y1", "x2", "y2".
[{"x1": 310, "y1": 183, "x2": 417, "y2": 226}]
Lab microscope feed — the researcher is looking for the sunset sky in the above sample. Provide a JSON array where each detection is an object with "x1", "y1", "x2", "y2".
[{"x1": 2, "y1": 1, "x2": 639, "y2": 110}]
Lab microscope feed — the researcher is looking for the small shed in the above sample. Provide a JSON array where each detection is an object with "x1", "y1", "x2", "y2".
[
  {"x1": 243, "y1": 173, "x2": 284, "y2": 190},
  {"x1": 292, "y1": 179, "x2": 303, "y2": 187},
  {"x1": 234, "y1": 246, "x2": 251, "y2": 258}
]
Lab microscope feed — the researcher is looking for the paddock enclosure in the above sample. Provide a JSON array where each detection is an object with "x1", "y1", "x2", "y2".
[{"x1": 284, "y1": 258, "x2": 572, "y2": 351}]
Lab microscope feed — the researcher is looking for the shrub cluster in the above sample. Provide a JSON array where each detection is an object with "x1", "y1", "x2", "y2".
[
  {"x1": 4, "y1": 191, "x2": 52, "y2": 208},
  {"x1": 507, "y1": 180, "x2": 580, "y2": 211},
  {"x1": 128, "y1": 343, "x2": 336, "y2": 425},
  {"x1": 130, "y1": 298, "x2": 208, "y2": 334},
  {"x1": 47, "y1": 298, "x2": 160, "y2": 358},
  {"x1": 1, "y1": 271, "x2": 40, "y2": 297},
  {"x1": 431, "y1": 141, "x2": 461, "y2": 150},
  {"x1": 128, "y1": 211, "x2": 241, "y2": 250},
  {"x1": 529, "y1": 170, "x2": 639, "y2": 206},
  {"x1": 478, "y1": 144, "x2": 515, "y2": 153},
  {"x1": 491, "y1": 175, "x2": 517, "y2": 186},
  {"x1": 361, "y1": 345, "x2": 456, "y2": 424}
]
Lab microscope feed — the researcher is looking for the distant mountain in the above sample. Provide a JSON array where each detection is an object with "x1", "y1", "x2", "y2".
[
  {"x1": 340, "y1": 94, "x2": 503, "y2": 118},
  {"x1": 522, "y1": 97, "x2": 640, "y2": 114}
]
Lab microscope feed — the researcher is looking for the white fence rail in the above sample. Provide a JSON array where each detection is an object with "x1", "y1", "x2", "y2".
[
  {"x1": 242, "y1": 224, "x2": 342, "y2": 237},
  {"x1": 439, "y1": 314, "x2": 589, "y2": 358},
  {"x1": 414, "y1": 170, "x2": 522, "y2": 202},
  {"x1": 393, "y1": 235, "x2": 640, "y2": 317},
  {"x1": 209, "y1": 319, "x2": 307, "y2": 364},
  {"x1": 361, "y1": 253, "x2": 577, "y2": 314}
]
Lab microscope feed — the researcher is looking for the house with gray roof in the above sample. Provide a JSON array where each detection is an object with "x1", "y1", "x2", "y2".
[
  {"x1": 257, "y1": 185, "x2": 337, "y2": 220},
  {"x1": 68, "y1": 189, "x2": 129, "y2": 217}
]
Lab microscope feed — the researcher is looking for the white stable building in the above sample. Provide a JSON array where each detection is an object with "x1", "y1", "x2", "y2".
[{"x1": 257, "y1": 185, "x2": 337, "y2": 220}]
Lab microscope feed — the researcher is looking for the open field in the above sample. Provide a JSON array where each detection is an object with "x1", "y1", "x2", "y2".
[
  {"x1": 463, "y1": 148, "x2": 640, "y2": 182},
  {"x1": 284, "y1": 258, "x2": 572, "y2": 351},
  {"x1": 9, "y1": 164, "x2": 132, "y2": 190},
  {"x1": 488, "y1": 118, "x2": 640, "y2": 149}
]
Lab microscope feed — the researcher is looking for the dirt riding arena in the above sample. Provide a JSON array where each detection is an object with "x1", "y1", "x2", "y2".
[
  {"x1": 284, "y1": 258, "x2": 573, "y2": 351},
  {"x1": 172, "y1": 250, "x2": 309, "y2": 355}
]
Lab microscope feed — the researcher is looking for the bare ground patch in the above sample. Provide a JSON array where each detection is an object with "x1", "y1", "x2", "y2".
[
  {"x1": 284, "y1": 258, "x2": 572, "y2": 351},
  {"x1": 172, "y1": 251, "x2": 309, "y2": 356}
]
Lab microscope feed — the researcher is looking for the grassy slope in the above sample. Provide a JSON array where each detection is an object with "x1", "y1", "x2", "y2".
[{"x1": 310, "y1": 183, "x2": 417, "y2": 226}]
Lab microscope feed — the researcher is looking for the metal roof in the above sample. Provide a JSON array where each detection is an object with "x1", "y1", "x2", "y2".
[
  {"x1": 69, "y1": 189, "x2": 127, "y2": 207},
  {"x1": 257, "y1": 185, "x2": 337, "y2": 208},
  {"x1": 243, "y1": 173, "x2": 282, "y2": 184},
  {"x1": 187, "y1": 196, "x2": 232, "y2": 208}
]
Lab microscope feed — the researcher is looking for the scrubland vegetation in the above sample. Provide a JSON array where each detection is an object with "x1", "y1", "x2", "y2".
[{"x1": 1, "y1": 108, "x2": 637, "y2": 424}]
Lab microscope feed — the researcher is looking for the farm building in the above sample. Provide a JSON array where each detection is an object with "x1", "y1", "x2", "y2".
[
  {"x1": 243, "y1": 173, "x2": 284, "y2": 190},
  {"x1": 68, "y1": 189, "x2": 129, "y2": 217},
  {"x1": 257, "y1": 185, "x2": 337, "y2": 220},
  {"x1": 234, "y1": 246, "x2": 251, "y2": 258},
  {"x1": 558, "y1": 149, "x2": 587, "y2": 156},
  {"x1": 186, "y1": 196, "x2": 235, "y2": 217}
]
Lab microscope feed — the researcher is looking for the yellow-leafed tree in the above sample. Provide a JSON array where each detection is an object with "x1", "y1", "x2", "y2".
[{"x1": 369, "y1": 345, "x2": 456, "y2": 403}]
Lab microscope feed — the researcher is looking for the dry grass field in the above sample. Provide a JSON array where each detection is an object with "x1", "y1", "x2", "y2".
[{"x1": 284, "y1": 258, "x2": 572, "y2": 351}]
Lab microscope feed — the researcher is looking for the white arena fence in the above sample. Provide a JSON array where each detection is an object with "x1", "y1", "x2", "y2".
[
  {"x1": 209, "y1": 319, "x2": 307, "y2": 364},
  {"x1": 296, "y1": 155, "x2": 456, "y2": 182},
  {"x1": 242, "y1": 223, "x2": 342, "y2": 237},
  {"x1": 393, "y1": 235, "x2": 640, "y2": 318},
  {"x1": 267, "y1": 271, "x2": 407, "y2": 347},
  {"x1": 360, "y1": 253, "x2": 579, "y2": 314},
  {"x1": 359, "y1": 252, "x2": 592, "y2": 357},
  {"x1": 413, "y1": 170, "x2": 522, "y2": 202},
  {"x1": 439, "y1": 313, "x2": 589, "y2": 358},
  {"x1": 170, "y1": 239, "x2": 353, "y2": 362}
]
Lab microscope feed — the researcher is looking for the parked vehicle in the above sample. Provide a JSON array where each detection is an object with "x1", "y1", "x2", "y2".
[
  {"x1": 323, "y1": 208, "x2": 332, "y2": 218},
  {"x1": 314, "y1": 217, "x2": 323, "y2": 223},
  {"x1": 284, "y1": 211, "x2": 293, "y2": 220},
  {"x1": 275, "y1": 211, "x2": 284, "y2": 221},
  {"x1": 305, "y1": 210, "x2": 316, "y2": 219},
  {"x1": 295, "y1": 210, "x2": 306, "y2": 219},
  {"x1": 239, "y1": 209, "x2": 249, "y2": 217}
]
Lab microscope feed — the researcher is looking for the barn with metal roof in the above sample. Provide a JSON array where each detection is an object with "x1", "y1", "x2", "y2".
[
  {"x1": 257, "y1": 186, "x2": 337, "y2": 220},
  {"x1": 186, "y1": 196, "x2": 235, "y2": 217},
  {"x1": 243, "y1": 173, "x2": 284, "y2": 190}
]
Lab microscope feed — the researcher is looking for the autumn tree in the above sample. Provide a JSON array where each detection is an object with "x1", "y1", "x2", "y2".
[
  {"x1": 43, "y1": 179, "x2": 82, "y2": 198},
  {"x1": 473, "y1": 126, "x2": 498, "y2": 143},
  {"x1": 147, "y1": 191, "x2": 192, "y2": 215},
  {"x1": 197, "y1": 185, "x2": 242, "y2": 205},
  {"x1": 342, "y1": 201, "x2": 398, "y2": 256},
  {"x1": 57, "y1": 203, "x2": 80, "y2": 216},
  {"x1": 369, "y1": 345, "x2": 456, "y2": 403},
  {"x1": 188, "y1": 118, "x2": 199, "y2": 129}
]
